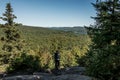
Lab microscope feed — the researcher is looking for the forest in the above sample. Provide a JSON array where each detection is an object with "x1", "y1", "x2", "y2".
[
  {"x1": 0, "y1": 24, "x2": 90, "y2": 71},
  {"x1": 0, "y1": 0, "x2": 120, "y2": 80}
]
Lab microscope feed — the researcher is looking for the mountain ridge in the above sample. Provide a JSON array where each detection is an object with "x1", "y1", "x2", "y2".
[{"x1": 49, "y1": 26, "x2": 87, "y2": 34}]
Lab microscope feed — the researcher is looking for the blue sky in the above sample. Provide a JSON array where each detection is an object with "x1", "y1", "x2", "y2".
[{"x1": 0, "y1": 0, "x2": 96, "y2": 27}]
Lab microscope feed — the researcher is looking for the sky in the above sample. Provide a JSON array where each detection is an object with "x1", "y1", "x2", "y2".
[{"x1": 0, "y1": 0, "x2": 96, "y2": 27}]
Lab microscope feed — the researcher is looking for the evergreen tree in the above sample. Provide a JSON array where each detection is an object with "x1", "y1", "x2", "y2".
[
  {"x1": 0, "y1": 3, "x2": 23, "y2": 64},
  {"x1": 86, "y1": 0, "x2": 120, "y2": 80},
  {"x1": 0, "y1": 3, "x2": 16, "y2": 26},
  {"x1": 0, "y1": 3, "x2": 40, "y2": 72}
]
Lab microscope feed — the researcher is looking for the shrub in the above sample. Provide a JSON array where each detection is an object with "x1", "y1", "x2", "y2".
[
  {"x1": 7, "y1": 52, "x2": 40, "y2": 73},
  {"x1": 39, "y1": 52, "x2": 54, "y2": 70},
  {"x1": 60, "y1": 50, "x2": 78, "y2": 68}
]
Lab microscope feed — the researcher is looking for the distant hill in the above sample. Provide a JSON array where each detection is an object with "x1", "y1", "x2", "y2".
[
  {"x1": 0, "y1": 25, "x2": 89, "y2": 51},
  {"x1": 49, "y1": 26, "x2": 87, "y2": 34}
]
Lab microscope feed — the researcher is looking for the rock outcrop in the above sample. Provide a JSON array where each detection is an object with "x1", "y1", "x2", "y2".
[{"x1": 1, "y1": 67, "x2": 92, "y2": 80}]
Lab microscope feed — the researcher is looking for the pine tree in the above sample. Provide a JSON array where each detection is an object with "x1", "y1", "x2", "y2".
[
  {"x1": 0, "y1": 3, "x2": 23, "y2": 64},
  {"x1": 86, "y1": 0, "x2": 120, "y2": 80},
  {"x1": 0, "y1": 3, "x2": 16, "y2": 26},
  {"x1": 0, "y1": 3, "x2": 41, "y2": 72}
]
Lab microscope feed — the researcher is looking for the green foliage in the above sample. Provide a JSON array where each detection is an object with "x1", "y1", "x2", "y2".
[
  {"x1": 0, "y1": 3, "x2": 24, "y2": 65},
  {"x1": 2, "y1": 25, "x2": 22, "y2": 51},
  {"x1": 17, "y1": 26, "x2": 90, "y2": 69},
  {"x1": 0, "y1": 53, "x2": 11, "y2": 64},
  {"x1": 17, "y1": 26, "x2": 90, "y2": 67},
  {"x1": 0, "y1": 25, "x2": 24, "y2": 64},
  {"x1": 86, "y1": 46, "x2": 120, "y2": 80},
  {"x1": 86, "y1": 0, "x2": 120, "y2": 80},
  {"x1": 0, "y1": 3, "x2": 28, "y2": 73},
  {"x1": 60, "y1": 50, "x2": 77, "y2": 67},
  {"x1": 7, "y1": 52, "x2": 40, "y2": 72},
  {"x1": 0, "y1": 3, "x2": 16, "y2": 26},
  {"x1": 38, "y1": 52, "x2": 54, "y2": 70},
  {"x1": 0, "y1": 25, "x2": 90, "y2": 71}
]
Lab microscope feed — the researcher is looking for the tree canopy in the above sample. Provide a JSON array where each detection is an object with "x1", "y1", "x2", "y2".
[{"x1": 86, "y1": 0, "x2": 120, "y2": 80}]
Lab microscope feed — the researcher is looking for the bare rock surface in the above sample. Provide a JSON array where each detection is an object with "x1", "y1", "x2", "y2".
[
  {"x1": 0, "y1": 67, "x2": 92, "y2": 80},
  {"x1": 63, "y1": 66, "x2": 86, "y2": 74},
  {"x1": 51, "y1": 74, "x2": 91, "y2": 80}
]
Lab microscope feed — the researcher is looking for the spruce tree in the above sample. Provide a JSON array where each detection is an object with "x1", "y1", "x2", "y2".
[
  {"x1": 1, "y1": 3, "x2": 16, "y2": 26},
  {"x1": 86, "y1": 0, "x2": 120, "y2": 80},
  {"x1": 0, "y1": 3, "x2": 23, "y2": 64},
  {"x1": 0, "y1": 3, "x2": 40, "y2": 72}
]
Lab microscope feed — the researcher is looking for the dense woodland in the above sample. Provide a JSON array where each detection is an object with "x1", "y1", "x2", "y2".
[
  {"x1": 0, "y1": 3, "x2": 90, "y2": 72},
  {"x1": 0, "y1": 20, "x2": 90, "y2": 72},
  {"x1": 0, "y1": 0, "x2": 120, "y2": 80}
]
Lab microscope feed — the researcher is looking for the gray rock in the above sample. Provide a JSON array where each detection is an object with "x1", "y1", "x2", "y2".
[
  {"x1": 33, "y1": 72, "x2": 54, "y2": 77},
  {"x1": 0, "y1": 73, "x2": 7, "y2": 79},
  {"x1": 1, "y1": 74, "x2": 92, "y2": 80},
  {"x1": 51, "y1": 74, "x2": 92, "y2": 80},
  {"x1": 1, "y1": 67, "x2": 92, "y2": 80},
  {"x1": 64, "y1": 67, "x2": 86, "y2": 75}
]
